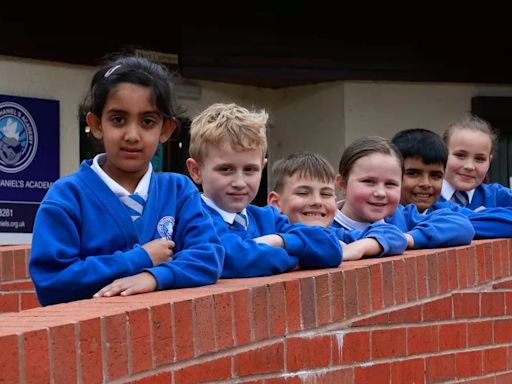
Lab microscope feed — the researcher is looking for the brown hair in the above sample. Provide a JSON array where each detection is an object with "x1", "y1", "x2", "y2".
[
  {"x1": 338, "y1": 136, "x2": 403, "y2": 181},
  {"x1": 443, "y1": 114, "x2": 498, "y2": 155},
  {"x1": 271, "y1": 152, "x2": 335, "y2": 192}
]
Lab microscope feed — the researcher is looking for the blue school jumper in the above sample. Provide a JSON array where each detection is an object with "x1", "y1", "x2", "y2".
[
  {"x1": 330, "y1": 220, "x2": 408, "y2": 256},
  {"x1": 29, "y1": 160, "x2": 224, "y2": 306},
  {"x1": 428, "y1": 200, "x2": 512, "y2": 239},
  {"x1": 203, "y1": 203, "x2": 342, "y2": 278},
  {"x1": 441, "y1": 182, "x2": 512, "y2": 210},
  {"x1": 332, "y1": 204, "x2": 474, "y2": 249}
]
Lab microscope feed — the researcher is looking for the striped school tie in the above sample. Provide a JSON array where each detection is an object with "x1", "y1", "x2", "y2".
[
  {"x1": 119, "y1": 194, "x2": 145, "y2": 221},
  {"x1": 233, "y1": 212, "x2": 248, "y2": 230},
  {"x1": 451, "y1": 190, "x2": 469, "y2": 207}
]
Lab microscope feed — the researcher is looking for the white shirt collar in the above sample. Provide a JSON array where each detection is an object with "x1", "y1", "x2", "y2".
[
  {"x1": 90, "y1": 153, "x2": 152, "y2": 199},
  {"x1": 441, "y1": 179, "x2": 474, "y2": 203},
  {"x1": 333, "y1": 208, "x2": 384, "y2": 230},
  {"x1": 201, "y1": 194, "x2": 248, "y2": 225}
]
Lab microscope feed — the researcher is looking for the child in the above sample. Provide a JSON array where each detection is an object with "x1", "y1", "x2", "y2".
[
  {"x1": 186, "y1": 103, "x2": 342, "y2": 277},
  {"x1": 268, "y1": 151, "x2": 408, "y2": 259},
  {"x1": 392, "y1": 128, "x2": 512, "y2": 239},
  {"x1": 29, "y1": 56, "x2": 224, "y2": 306},
  {"x1": 333, "y1": 136, "x2": 474, "y2": 249},
  {"x1": 441, "y1": 114, "x2": 512, "y2": 209}
]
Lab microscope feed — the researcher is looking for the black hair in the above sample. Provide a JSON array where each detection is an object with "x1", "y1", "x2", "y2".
[
  {"x1": 79, "y1": 55, "x2": 182, "y2": 123},
  {"x1": 391, "y1": 128, "x2": 448, "y2": 167}
]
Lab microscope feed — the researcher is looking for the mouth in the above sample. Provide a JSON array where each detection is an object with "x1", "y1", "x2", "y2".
[
  {"x1": 302, "y1": 211, "x2": 326, "y2": 217},
  {"x1": 413, "y1": 193, "x2": 432, "y2": 200},
  {"x1": 368, "y1": 202, "x2": 387, "y2": 207}
]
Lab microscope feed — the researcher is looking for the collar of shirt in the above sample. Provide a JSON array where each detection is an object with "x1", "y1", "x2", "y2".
[
  {"x1": 90, "y1": 153, "x2": 152, "y2": 199},
  {"x1": 441, "y1": 179, "x2": 475, "y2": 204},
  {"x1": 201, "y1": 194, "x2": 249, "y2": 226},
  {"x1": 333, "y1": 208, "x2": 384, "y2": 230}
]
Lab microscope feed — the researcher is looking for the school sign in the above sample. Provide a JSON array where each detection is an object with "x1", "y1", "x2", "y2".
[{"x1": 0, "y1": 94, "x2": 59, "y2": 244}]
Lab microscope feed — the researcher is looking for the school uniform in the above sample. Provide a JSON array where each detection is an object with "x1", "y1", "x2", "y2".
[
  {"x1": 201, "y1": 197, "x2": 342, "y2": 278},
  {"x1": 330, "y1": 213, "x2": 408, "y2": 256},
  {"x1": 332, "y1": 204, "x2": 474, "y2": 249},
  {"x1": 441, "y1": 179, "x2": 512, "y2": 210},
  {"x1": 427, "y1": 199, "x2": 512, "y2": 239},
  {"x1": 29, "y1": 158, "x2": 224, "y2": 306}
]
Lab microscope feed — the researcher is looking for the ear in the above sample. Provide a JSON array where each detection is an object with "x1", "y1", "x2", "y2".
[
  {"x1": 262, "y1": 157, "x2": 268, "y2": 168},
  {"x1": 335, "y1": 174, "x2": 347, "y2": 195},
  {"x1": 267, "y1": 191, "x2": 281, "y2": 209},
  {"x1": 86, "y1": 112, "x2": 102, "y2": 140},
  {"x1": 159, "y1": 119, "x2": 177, "y2": 144},
  {"x1": 186, "y1": 158, "x2": 203, "y2": 185}
]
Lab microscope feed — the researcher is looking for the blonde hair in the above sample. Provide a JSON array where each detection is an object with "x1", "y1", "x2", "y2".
[{"x1": 189, "y1": 103, "x2": 268, "y2": 162}]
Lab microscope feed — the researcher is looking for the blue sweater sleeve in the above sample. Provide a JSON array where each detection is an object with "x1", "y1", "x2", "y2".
[
  {"x1": 29, "y1": 201, "x2": 153, "y2": 306},
  {"x1": 146, "y1": 184, "x2": 224, "y2": 290},
  {"x1": 387, "y1": 204, "x2": 474, "y2": 249},
  {"x1": 334, "y1": 223, "x2": 408, "y2": 256},
  {"x1": 272, "y1": 208, "x2": 342, "y2": 268},
  {"x1": 205, "y1": 206, "x2": 298, "y2": 278}
]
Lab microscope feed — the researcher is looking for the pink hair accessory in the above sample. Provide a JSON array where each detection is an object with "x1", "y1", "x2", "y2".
[{"x1": 104, "y1": 64, "x2": 122, "y2": 77}]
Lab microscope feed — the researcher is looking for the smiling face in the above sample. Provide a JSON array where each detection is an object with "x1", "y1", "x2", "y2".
[
  {"x1": 187, "y1": 144, "x2": 266, "y2": 213},
  {"x1": 87, "y1": 83, "x2": 174, "y2": 190},
  {"x1": 444, "y1": 128, "x2": 492, "y2": 192},
  {"x1": 401, "y1": 156, "x2": 444, "y2": 212},
  {"x1": 337, "y1": 153, "x2": 402, "y2": 223},
  {"x1": 268, "y1": 174, "x2": 336, "y2": 227}
]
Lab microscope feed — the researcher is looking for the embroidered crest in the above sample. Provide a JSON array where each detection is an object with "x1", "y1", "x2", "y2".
[{"x1": 157, "y1": 216, "x2": 175, "y2": 240}]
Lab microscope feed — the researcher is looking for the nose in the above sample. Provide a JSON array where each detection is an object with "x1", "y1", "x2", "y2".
[
  {"x1": 418, "y1": 174, "x2": 431, "y2": 188},
  {"x1": 373, "y1": 185, "x2": 386, "y2": 198},
  {"x1": 231, "y1": 172, "x2": 246, "y2": 188},
  {"x1": 309, "y1": 192, "x2": 322, "y2": 206},
  {"x1": 463, "y1": 160, "x2": 475, "y2": 171},
  {"x1": 124, "y1": 123, "x2": 141, "y2": 142}
]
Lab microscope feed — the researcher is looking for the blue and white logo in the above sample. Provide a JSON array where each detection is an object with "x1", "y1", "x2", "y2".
[
  {"x1": 157, "y1": 216, "x2": 175, "y2": 240},
  {"x1": 0, "y1": 102, "x2": 38, "y2": 173}
]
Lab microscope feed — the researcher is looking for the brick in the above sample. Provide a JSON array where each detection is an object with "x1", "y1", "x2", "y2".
[
  {"x1": 174, "y1": 356, "x2": 231, "y2": 384},
  {"x1": 151, "y1": 303, "x2": 174, "y2": 367},
  {"x1": 466, "y1": 247, "x2": 477, "y2": 287},
  {"x1": 128, "y1": 371, "x2": 172, "y2": 384},
  {"x1": 287, "y1": 335, "x2": 331, "y2": 371},
  {"x1": 313, "y1": 367, "x2": 354, "y2": 384},
  {"x1": 354, "y1": 362, "x2": 390, "y2": 384},
  {"x1": 1, "y1": 249, "x2": 14, "y2": 281},
  {"x1": 13, "y1": 250, "x2": 27, "y2": 279},
  {"x1": 423, "y1": 296, "x2": 452, "y2": 321},
  {"x1": 338, "y1": 331, "x2": 370, "y2": 363},
  {"x1": 392, "y1": 259, "x2": 406, "y2": 305},
  {"x1": 0, "y1": 292, "x2": 19, "y2": 313},
  {"x1": 20, "y1": 292, "x2": 40, "y2": 311},
  {"x1": 252, "y1": 285, "x2": 269, "y2": 341},
  {"x1": 369, "y1": 264, "x2": 383, "y2": 311},
  {"x1": 194, "y1": 296, "x2": 216, "y2": 356},
  {"x1": 352, "y1": 313, "x2": 389, "y2": 327},
  {"x1": 315, "y1": 274, "x2": 331, "y2": 325},
  {"x1": 372, "y1": 328, "x2": 406, "y2": 359},
  {"x1": 446, "y1": 248, "x2": 459, "y2": 290},
  {"x1": 264, "y1": 377, "x2": 302, "y2": 384},
  {"x1": 483, "y1": 346, "x2": 507, "y2": 374},
  {"x1": 78, "y1": 318, "x2": 103, "y2": 384},
  {"x1": 485, "y1": 244, "x2": 494, "y2": 281},
  {"x1": 496, "y1": 372, "x2": 512, "y2": 384},
  {"x1": 439, "y1": 323, "x2": 466, "y2": 351},
  {"x1": 481, "y1": 291, "x2": 505, "y2": 317},
  {"x1": 299, "y1": 277, "x2": 316, "y2": 329},
  {"x1": 381, "y1": 260, "x2": 395, "y2": 307},
  {"x1": 468, "y1": 320, "x2": 493, "y2": 347},
  {"x1": 24, "y1": 329, "x2": 50, "y2": 384},
  {"x1": 234, "y1": 342, "x2": 284, "y2": 377},
  {"x1": 388, "y1": 306, "x2": 421, "y2": 324},
  {"x1": 128, "y1": 308, "x2": 152, "y2": 374},
  {"x1": 233, "y1": 289, "x2": 252, "y2": 344},
  {"x1": 493, "y1": 243, "x2": 504, "y2": 279},
  {"x1": 506, "y1": 292, "x2": 512, "y2": 316},
  {"x1": 390, "y1": 358, "x2": 424, "y2": 384},
  {"x1": 407, "y1": 325, "x2": 438, "y2": 355},
  {"x1": 416, "y1": 255, "x2": 428, "y2": 299},
  {"x1": 501, "y1": 240, "x2": 510, "y2": 276},
  {"x1": 426, "y1": 353, "x2": 456, "y2": 382},
  {"x1": 356, "y1": 267, "x2": 371, "y2": 315},
  {"x1": 437, "y1": 251, "x2": 449, "y2": 294},
  {"x1": 404, "y1": 257, "x2": 417, "y2": 302},
  {"x1": 455, "y1": 350, "x2": 482, "y2": 378},
  {"x1": 330, "y1": 271, "x2": 345, "y2": 321},
  {"x1": 453, "y1": 292, "x2": 480, "y2": 319},
  {"x1": 174, "y1": 300, "x2": 194, "y2": 361},
  {"x1": 0, "y1": 335, "x2": 19, "y2": 383},
  {"x1": 214, "y1": 292, "x2": 234, "y2": 349},
  {"x1": 494, "y1": 319, "x2": 512, "y2": 343},
  {"x1": 103, "y1": 313, "x2": 129, "y2": 381},
  {"x1": 458, "y1": 247, "x2": 469, "y2": 288},
  {"x1": 426, "y1": 252, "x2": 439, "y2": 295},
  {"x1": 51, "y1": 324, "x2": 77, "y2": 384}
]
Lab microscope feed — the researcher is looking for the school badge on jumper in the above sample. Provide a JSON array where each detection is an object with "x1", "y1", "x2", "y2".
[{"x1": 157, "y1": 216, "x2": 175, "y2": 240}]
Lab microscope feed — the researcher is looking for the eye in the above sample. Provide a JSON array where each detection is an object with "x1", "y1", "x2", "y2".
[
  {"x1": 475, "y1": 156, "x2": 487, "y2": 163},
  {"x1": 385, "y1": 181, "x2": 400, "y2": 187},
  {"x1": 217, "y1": 166, "x2": 233, "y2": 174},
  {"x1": 295, "y1": 190, "x2": 309, "y2": 196},
  {"x1": 111, "y1": 115, "x2": 124, "y2": 125},
  {"x1": 321, "y1": 192, "x2": 334, "y2": 198},
  {"x1": 453, "y1": 152, "x2": 466, "y2": 159},
  {"x1": 244, "y1": 166, "x2": 259, "y2": 174},
  {"x1": 404, "y1": 170, "x2": 419, "y2": 177},
  {"x1": 142, "y1": 117, "x2": 158, "y2": 127},
  {"x1": 362, "y1": 179, "x2": 376, "y2": 185},
  {"x1": 431, "y1": 173, "x2": 443, "y2": 180}
]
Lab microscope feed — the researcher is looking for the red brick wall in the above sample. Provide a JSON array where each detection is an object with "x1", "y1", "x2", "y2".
[{"x1": 0, "y1": 240, "x2": 511, "y2": 383}]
